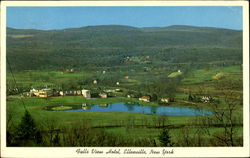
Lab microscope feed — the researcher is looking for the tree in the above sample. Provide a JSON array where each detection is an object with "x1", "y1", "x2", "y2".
[
  {"x1": 16, "y1": 110, "x2": 42, "y2": 146},
  {"x1": 201, "y1": 79, "x2": 243, "y2": 146},
  {"x1": 52, "y1": 131, "x2": 60, "y2": 146},
  {"x1": 42, "y1": 117, "x2": 60, "y2": 146},
  {"x1": 151, "y1": 93, "x2": 158, "y2": 101},
  {"x1": 158, "y1": 128, "x2": 174, "y2": 147}
]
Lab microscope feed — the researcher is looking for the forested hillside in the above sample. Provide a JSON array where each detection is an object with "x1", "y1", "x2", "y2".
[{"x1": 7, "y1": 25, "x2": 242, "y2": 71}]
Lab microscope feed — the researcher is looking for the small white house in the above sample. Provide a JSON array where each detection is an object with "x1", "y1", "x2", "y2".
[
  {"x1": 161, "y1": 98, "x2": 170, "y2": 103},
  {"x1": 139, "y1": 96, "x2": 151, "y2": 102},
  {"x1": 99, "y1": 93, "x2": 108, "y2": 98},
  {"x1": 30, "y1": 88, "x2": 39, "y2": 96},
  {"x1": 201, "y1": 96, "x2": 210, "y2": 103},
  {"x1": 93, "y1": 80, "x2": 98, "y2": 84},
  {"x1": 59, "y1": 91, "x2": 64, "y2": 96},
  {"x1": 82, "y1": 89, "x2": 91, "y2": 98},
  {"x1": 37, "y1": 88, "x2": 53, "y2": 98}
]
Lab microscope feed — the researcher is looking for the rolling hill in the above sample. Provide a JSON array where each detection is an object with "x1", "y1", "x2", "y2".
[{"x1": 6, "y1": 25, "x2": 242, "y2": 71}]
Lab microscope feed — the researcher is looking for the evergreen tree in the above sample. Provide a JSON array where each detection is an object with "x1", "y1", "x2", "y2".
[
  {"x1": 158, "y1": 128, "x2": 174, "y2": 147},
  {"x1": 16, "y1": 110, "x2": 42, "y2": 146}
]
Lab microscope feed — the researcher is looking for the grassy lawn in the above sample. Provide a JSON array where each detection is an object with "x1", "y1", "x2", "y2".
[
  {"x1": 182, "y1": 66, "x2": 242, "y2": 84},
  {"x1": 178, "y1": 65, "x2": 242, "y2": 102},
  {"x1": 104, "y1": 126, "x2": 243, "y2": 146},
  {"x1": 168, "y1": 71, "x2": 183, "y2": 78},
  {"x1": 8, "y1": 34, "x2": 34, "y2": 38},
  {"x1": 7, "y1": 71, "x2": 93, "y2": 88},
  {"x1": 51, "y1": 106, "x2": 73, "y2": 111}
]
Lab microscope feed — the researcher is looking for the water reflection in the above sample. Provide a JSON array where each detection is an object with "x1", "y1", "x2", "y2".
[
  {"x1": 82, "y1": 106, "x2": 90, "y2": 110},
  {"x1": 150, "y1": 106, "x2": 157, "y2": 114},
  {"x1": 54, "y1": 102, "x2": 213, "y2": 116},
  {"x1": 99, "y1": 104, "x2": 108, "y2": 107},
  {"x1": 124, "y1": 102, "x2": 135, "y2": 112}
]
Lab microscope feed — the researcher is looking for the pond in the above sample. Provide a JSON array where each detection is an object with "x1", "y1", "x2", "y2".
[{"x1": 50, "y1": 102, "x2": 213, "y2": 116}]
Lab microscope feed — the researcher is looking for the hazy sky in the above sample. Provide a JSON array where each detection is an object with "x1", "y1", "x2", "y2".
[{"x1": 7, "y1": 6, "x2": 242, "y2": 30}]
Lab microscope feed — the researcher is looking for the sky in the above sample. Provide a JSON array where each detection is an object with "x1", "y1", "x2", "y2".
[{"x1": 7, "y1": 6, "x2": 242, "y2": 30}]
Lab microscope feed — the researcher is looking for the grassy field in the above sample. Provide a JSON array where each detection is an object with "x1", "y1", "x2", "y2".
[
  {"x1": 179, "y1": 66, "x2": 242, "y2": 97},
  {"x1": 8, "y1": 34, "x2": 34, "y2": 38},
  {"x1": 7, "y1": 94, "x2": 243, "y2": 146},
  {"x1": 6, "y1": 65, "x2": 243, "y2": 146},
  {"x1": 7, "y1": 71, "x2": 92, "y2": 88},
  {"x1": 181, "y1": 66, "x2": 242, "y2": 84},
  {"x1": 168, "y1": 71, "x2": 183, "y2": 78}
]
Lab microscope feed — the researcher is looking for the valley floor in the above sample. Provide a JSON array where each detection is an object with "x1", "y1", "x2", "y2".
[{"x1": 6, "y1": 65, "x2": 243, "y2": 147}]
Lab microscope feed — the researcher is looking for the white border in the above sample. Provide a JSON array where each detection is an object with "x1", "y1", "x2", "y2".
[{"x1": 1, "y1": 1, "x2": 249, "y2": 157}]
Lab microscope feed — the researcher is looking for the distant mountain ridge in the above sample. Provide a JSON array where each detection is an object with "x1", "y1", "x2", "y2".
[
  {"x1": 7, "y1": 25, "x2": 242, "y2": 46},
  {"x1": 7, "y1": 24, "x2": 241, "y2": 32},
  {"x1": 6, "y1": 25, "x2": 242, "y2": 71},
  {"x1": 142, "y1": 25, "x2": 242, "y2": 32}
]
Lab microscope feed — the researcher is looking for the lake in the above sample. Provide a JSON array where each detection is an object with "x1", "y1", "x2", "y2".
[{"x1": 52, "y1": 102, "x2": 213, "y2": 116}]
